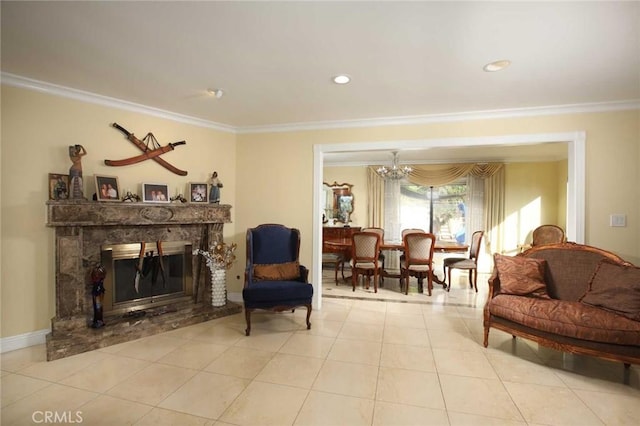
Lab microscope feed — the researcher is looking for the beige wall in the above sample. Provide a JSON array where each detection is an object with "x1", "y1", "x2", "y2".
[
  {"x1": 2, "y1": 82, "x2": 639, "y2": 341},
  {"x1": 502, "y1": 161, "x2": 565, "y2": 253},
  {"x1": 1, "y1": 85, "x2": 236, "y2": 337}
]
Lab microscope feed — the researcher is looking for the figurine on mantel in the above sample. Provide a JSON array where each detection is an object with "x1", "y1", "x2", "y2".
[
  {"x1": 209, "y1": 171, "x2": 223, "y2": 204},
  {"x1": 68, "y1": 144, "x2": 87, "y2": 199}
]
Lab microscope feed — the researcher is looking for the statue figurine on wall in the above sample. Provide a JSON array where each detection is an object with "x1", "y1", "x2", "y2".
[
  {"x1": 90, "y1": 264, "x2": 106, "y2": 328},
  {"x1": 209, "y1": 171, "x2": 223, "y2": 204},
  {"x1": 68, "y1": 144, "x2": 87, "y2": 199}
]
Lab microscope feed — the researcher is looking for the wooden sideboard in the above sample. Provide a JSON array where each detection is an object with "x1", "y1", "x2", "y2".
[{"x1": 322, "y1": 226, "x2": 361, "y2": 254}]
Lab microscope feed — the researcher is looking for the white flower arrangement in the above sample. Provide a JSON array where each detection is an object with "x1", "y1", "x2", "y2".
[{"x1": 193, "y1": 240, "x2": 237, "y2": 270}]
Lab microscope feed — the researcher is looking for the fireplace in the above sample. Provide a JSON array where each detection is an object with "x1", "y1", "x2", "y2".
[
  {"x1": 45, "y1": 201, "x2": 242, "y2": 360},
  {"x1": 101, "y1": 241, "x2": 193, "y2": 314}
]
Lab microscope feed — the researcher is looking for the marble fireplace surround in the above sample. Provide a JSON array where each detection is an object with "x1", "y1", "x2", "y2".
[{"x1": 45, "y1": 201, "x2": 241, "y2": 361}]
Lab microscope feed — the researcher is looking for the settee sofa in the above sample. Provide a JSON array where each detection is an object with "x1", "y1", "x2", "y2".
[{"x1": 483, "y1": 242, "x2": 640, "y2": 367}]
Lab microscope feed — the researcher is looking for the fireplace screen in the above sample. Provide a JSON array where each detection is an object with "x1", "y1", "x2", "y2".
[{"x1": 101, "y1": 241, "x2": 193, "y2": 313}]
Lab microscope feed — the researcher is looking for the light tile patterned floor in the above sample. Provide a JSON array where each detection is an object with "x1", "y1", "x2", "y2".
[{"x1": 1, "y1": 271, "x2": 639, "y2": 425}]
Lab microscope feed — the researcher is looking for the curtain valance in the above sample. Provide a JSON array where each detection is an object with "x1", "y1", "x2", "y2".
[{"x1": 370, "y1": 163, "x2": 504, "y2": 187}]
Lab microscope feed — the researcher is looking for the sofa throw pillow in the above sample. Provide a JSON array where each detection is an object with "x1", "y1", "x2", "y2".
[
  {"x1": 580, "y1": 259, "x2": 640, "y2": 321},
  {"x1": 494, "y1": 253, "x2": 549, "y2": 298},
  {"x1": 253, "y1": 261, "x2": 300, "y2": 281}
]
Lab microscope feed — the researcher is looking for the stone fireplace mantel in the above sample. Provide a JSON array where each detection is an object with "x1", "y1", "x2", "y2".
[{"x1": 45, "y1": 200, "x2": 241, "y2": 360}]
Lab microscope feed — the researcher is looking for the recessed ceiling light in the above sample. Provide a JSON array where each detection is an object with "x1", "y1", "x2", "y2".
[
  {"x1": 332, "y1": 75, "x2": 351, "y2": 84},
  {"x1": 207, "y1": 88, "x2": 224, "y2": 98},
  {"x1": 483, "y1": 60, "x2": 511, "y2": 72}
]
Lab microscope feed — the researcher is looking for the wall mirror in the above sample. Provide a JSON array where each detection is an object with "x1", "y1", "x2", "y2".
[{"x1": 323, "y1": 182, "x2": 354, "y2": 224}]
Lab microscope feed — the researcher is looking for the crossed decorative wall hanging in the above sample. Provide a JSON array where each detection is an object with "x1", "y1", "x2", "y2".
[{"x1": 105, "y1": 122, "x2": 188, "y2": 176}]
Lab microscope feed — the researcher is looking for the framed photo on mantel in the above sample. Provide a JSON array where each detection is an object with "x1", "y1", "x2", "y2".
[
  {"x1": 48, "y1": 173, "x2": 69, "y2": 200},
  {"x1": 142, "y1": 183, "x2": 170, "y2": 203},
  {"x1": 95, "y1": 175, "x2": 120, "y2": 202},
  {"x1": 189, "y1": 182, "x2": 208, "y2": 203}
]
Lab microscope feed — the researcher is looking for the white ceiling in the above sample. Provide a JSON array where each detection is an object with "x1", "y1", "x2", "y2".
[{"x1": 1, "y1": 1, "x2": 638, "y2": 164}]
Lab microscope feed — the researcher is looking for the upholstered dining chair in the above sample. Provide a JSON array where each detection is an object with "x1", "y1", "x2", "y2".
[
  {"x1": 243, "y1": 224, "x2": 313, "y2": 336},
  {"x1": 401, "y1": 232, "x2": 436, "y2": 295},
  {"x1": 350, "y1": 231, "x2": 382, "y2": 293},
  {"x1": 442, "y1": 230, "x2": 484, "y2": 292},
  {"x1": 401, "y1": 228, "x2": 425, "y2": 238},
  {"x1": 399, "y1": 228, "x2": 425, "y2": 272},
  {"x1": 532, "y1": 224, "x2": 565, "y2": 246},
  {"x1": 362, "y1": 227, "x2": 386, "y2": 282},
  {"x1": 322, "y1": 252, "x2": 345, "y2": 284}
]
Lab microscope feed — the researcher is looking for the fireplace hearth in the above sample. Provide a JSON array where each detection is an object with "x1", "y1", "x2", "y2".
[{"x1": 45, "y1": 200, "x2": 241, "y2": 361}]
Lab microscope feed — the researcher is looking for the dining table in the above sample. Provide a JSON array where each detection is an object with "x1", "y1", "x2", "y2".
[{"x1": 324, "y1": 237, "x2": 468, "y2": 290}]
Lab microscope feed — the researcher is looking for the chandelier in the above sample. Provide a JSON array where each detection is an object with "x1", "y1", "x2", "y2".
[{"x1": 376, "y1": 151, "x2": 412, "y2": 180}]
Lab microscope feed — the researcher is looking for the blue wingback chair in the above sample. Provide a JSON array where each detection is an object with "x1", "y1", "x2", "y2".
[{"x1": 243, "y1": 224, "x2": 313, "y2": 336}]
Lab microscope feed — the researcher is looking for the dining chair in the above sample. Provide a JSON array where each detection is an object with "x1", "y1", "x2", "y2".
[
  {"x1": 442, "y1": 230, "x2": 484, "y2": 292},
  {"x1": 362, "y1": 227, "x2": 386, "y2": 283},
  {"x1": 322, "y1": 252, "x2": 345, "y2": 284},
  {"x1": 350, "y1": 231, "x2": 382, "y2": 293},
  {"x1": 401, "y1": 232, "x2": 436, "y2": 295},
  {"x1": 399, "y1": 228, "x2": 425, "y2": 274},
  {"x1": 401, "y1": 228, "x2": 425, "y2": 238}
]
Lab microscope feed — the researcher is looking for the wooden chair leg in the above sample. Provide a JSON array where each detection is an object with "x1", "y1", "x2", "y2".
[
  {"x1": 352, "y1": 269, "x2": 357, "y2": 291},
  {"x1": 473, "y1": 269, "x2": 478, "y2": 292},
  {"x1": 447, "y1": 269, "x2": 452, "y2": 292},
  {"x1": 244, "y1": 308, "x2": 252, "y2": 336},
  {"x1": 305, "y1": 305, "x2": 312, "y2": 330},
  {"x1": 427, "y1": 271, "x2": 433, "y2": 296}
]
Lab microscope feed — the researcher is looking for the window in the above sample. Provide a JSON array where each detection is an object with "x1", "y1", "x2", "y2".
[
  {"x1": 381, "y1": 173, "x2": 485, "y2": 273},
  {"x1": 385, "y1": 178, "x2": 470, "y2": 243}
]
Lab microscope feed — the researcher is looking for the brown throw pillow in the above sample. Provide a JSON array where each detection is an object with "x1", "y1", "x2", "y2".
[
  {"x1": 580, "y1": 259, "x2": 640, "y2": 321},
  {"x1": 253, "y1": 261, "x2": 300, "y2": 281},
  {"x1": 494, "y1": 253, "x2": 549, "y2": 298}
]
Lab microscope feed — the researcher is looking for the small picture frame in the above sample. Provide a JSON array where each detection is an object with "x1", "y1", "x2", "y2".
[
  {"x1": 94, "y1": 175, "x2": 121, "y2": 202},
  {"x1": 142, "y1": 183, "x2": 170, "y2": 203},
  {"x1": 48, "y1": 173, "x2": 69, "y2": 200},
  {"x1": 189, "y1": 182, "x2": 208, "y2": 203}
]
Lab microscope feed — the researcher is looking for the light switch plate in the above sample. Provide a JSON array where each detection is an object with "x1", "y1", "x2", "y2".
[{"x1": 610, "y1": 214, "x2": 626, "y2": 227}]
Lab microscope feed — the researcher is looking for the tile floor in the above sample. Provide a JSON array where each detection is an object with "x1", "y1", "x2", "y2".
[{"x1": 1, "y1": 270, "x2": 639, "y2": 425}]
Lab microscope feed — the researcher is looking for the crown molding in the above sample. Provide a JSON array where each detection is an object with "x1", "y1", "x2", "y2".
[
  {"x1": 238, "y1": 100, "x2": 640, "y2": 134},
  {"x1": 1, "y1": 72, "x2": 236, "y2": 134},
  {"x1": 3, "y1": 72, "x2": 638, "y2": 135}
]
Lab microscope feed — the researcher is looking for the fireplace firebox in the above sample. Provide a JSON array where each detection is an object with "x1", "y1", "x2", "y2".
[{"x1": 101, "y1": 241, "x2": 193, "y2": 314}]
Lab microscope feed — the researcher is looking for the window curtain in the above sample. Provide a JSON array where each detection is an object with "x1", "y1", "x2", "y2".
[
  {"x1": 367, "y1": 167, "x2": 385, "y2": 228},
  {"x1": 484, "y1": 166, "x2": 506, "y2": 257},
  {"x1": 367, "y1": 162, "x2": 505, "y2": 266}
]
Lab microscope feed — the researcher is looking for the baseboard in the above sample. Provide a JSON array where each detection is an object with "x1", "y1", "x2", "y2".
[
  {"x1": 228, "y1": 292, "x2": 242, "y2": 304},
  {"x1": 0, "y1": 329, "x2": 50, "y2": 353}
]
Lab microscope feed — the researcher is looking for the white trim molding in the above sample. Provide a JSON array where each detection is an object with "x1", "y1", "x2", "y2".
[
  {"x1": 3, "y1": 72, "x2": 638, "y2": 135},
  {"x1": 238, "y1": 101, "x2": 639, "y2": 134},
  {"x1": 0, "y1": 329, "x2": 50, "y2": 354},
  {"x1": 1, "y1": 72, "x2": 236, "y2": 134}
]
